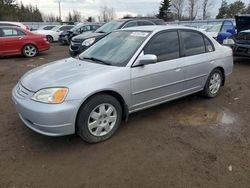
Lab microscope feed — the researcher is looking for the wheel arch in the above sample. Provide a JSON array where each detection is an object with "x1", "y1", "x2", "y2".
[
  {"x1": 75, "y1": 90, "x2": 129, "y2": 131},
  {"x1": 214, "y1": 66, "x2": 225, "y2": 86}
]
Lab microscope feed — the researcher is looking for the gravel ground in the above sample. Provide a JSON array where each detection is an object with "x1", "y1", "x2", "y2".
[{"x1": 0, "y1": 44, "x2": 250, "y2": 188}]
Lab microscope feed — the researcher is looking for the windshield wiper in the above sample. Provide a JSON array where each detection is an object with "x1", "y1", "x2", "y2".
[
  {"x1": 96, "y1": 31, "x2": 106, "y2": 33},
  {"x1": 80, "y1": 57, "x2": 112, "y2": 66}
]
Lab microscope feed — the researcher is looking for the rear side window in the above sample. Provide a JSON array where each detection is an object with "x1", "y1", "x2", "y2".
[
  {"x1": 60, "y1": 26, "x2": 73, "y2": 31},
  {"x1": 44, "y1": 26, "x2": 55, "y2": 30},
  {"x1": 204, "y1": 37, "x2": 214, "y2": 52},
  {"x1": 0, "y1": 28, "x2": 26, "y2": 37},
  {"x1": 122, "y1": 21, "x2": 138, "y2": 28},
  {"x1": 144, "y1": 31, "x2": 180, "y2": 62},
  {"x1": 91, "y1": 25, "x2": 100, "y2": 30},
  {"x1": 181, "y1": 31, "x2": 206, "y2": 56},
  {"x1": 138, "y1": 21, "x2": 154, "y2": 26}
]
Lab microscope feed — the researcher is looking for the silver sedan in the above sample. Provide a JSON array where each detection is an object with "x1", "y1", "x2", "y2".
[{"x1": 12, "y1": 26, "x2": 233, "y2": 143}]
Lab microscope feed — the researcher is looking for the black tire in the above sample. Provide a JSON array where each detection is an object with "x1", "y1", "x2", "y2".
[
  {"x1": 46, "y1": 35, "x2": 53, "y2": 43},
  {"x1": 202, "y1": 68, "x2": 223, "y2": 98},
  {"x1": 22, "y1": 44, "x2": 37, "y2": 57},
  {"x1": 77, "y1": 94, "x2": 122, "y2": 143}
]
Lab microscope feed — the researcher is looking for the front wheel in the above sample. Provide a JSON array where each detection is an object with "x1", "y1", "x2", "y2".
[
  {"x1": 77, "y1": 94, "x2": 122, "y2": 143},
  {"x1": 22, "y1": 44, "x2": 37, "y2": 57},
  {"x1": 202, "y1": 69, "x2": 223, "y2": 98},
  {"x1": 46, "y1": 35, "x2": 53, "y2": 43}
]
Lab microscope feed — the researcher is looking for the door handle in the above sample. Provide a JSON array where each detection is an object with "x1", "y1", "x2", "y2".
[
  {"x1": 19, "y1": 37, "x2": 23, "y2": 40},
  {"x1": 175, "y1": 68, "x2": 182, "y2": 72}
]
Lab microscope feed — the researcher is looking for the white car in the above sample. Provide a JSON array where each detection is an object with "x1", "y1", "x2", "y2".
[
  {"x1": 37, "y1": 25, "x2": 58, "y2": 31},
  {"x1": 34, "y1": 25, "x2": 74, "y2": 43},
  {"x1": 0, "y1": 21, "x2": 29, "y2": 30}
]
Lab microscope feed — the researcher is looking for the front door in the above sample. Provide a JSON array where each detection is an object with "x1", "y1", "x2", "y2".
[
  {"x1": 130, "y1": 31, "x2": 184, "y2": 112},
  {"x1": 0, "y1": 28, "x2": 25, "y2": 56}
]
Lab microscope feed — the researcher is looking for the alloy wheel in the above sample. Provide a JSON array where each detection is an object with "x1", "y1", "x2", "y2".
[
  {"x1": 24, "y1": 45, "x2": 37, "y2": 57},
  {"x1": 88, "y1": 103, "x2": 117, "y2": 137},
  {"x1": 209, "y1": 72, "x2": 222, "y2": 95}
]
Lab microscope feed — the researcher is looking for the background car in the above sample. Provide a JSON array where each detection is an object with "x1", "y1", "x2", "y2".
[
  {"x1": 69, "y1": 17, "x2": 165, "y2": 56},
  {"x1": 0, "y1": 26, "x2": 50, "y2": 57},
  {"x1": 223, "y1": 15, "x2": 250, "y2": 57},
  {"x1": 37, "y1": 25, "x2": 57, "y2": 31},
  {"x1": 59, "y1": 23, "x2": 101, "y2": 45},
  {"x1": 205, "y1": 20, "x2": 236, "y2": 43},
  {"x1": 0, "y1": 21, "x2": 29, "y2": 30},
  {"x1": 12, "y1": 26, "x2": 233, "y2": 143},
  {"x1": 34, "y1": 25, "x2": 74, "y2": 43}
]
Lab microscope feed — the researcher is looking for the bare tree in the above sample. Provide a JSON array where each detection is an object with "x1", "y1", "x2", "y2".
[
  {"x1": 202, "y1": 0, "x2": 213, "y2": 20},
  {"x1": 171, "y1": 0, "x2": 185, "y2": 20},
  {"x1": 72, "y1": 10, "x2": 82, "y2": 22},
  {"x1": 187, "y1": 0, "x2": 198, "y2": 20},
  {"x1": 99, "y1": 6, "x2": 116, "y2": 22},
  {"x1": 43, "y1": 13, "x2": 58, "y2": 22}
]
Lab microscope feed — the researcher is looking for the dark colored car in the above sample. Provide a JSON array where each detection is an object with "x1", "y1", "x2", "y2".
[
  {"x1": 59, "y1": 23, "x2": 101, "y2": 45},
  {"x1": 69, "y1": 18, "x2": 165, "y2": 57},
  {"x1": 223, "y1": 15, "x2": 250, "y2": 57},
  {"x1": 0, "y1": 26, "x2": 50, "y2": 57}
]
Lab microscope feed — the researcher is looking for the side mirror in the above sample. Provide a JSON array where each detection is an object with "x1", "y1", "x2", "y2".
[{"x1": 134, "y1": 54, "x2": 157, "y2": 67}]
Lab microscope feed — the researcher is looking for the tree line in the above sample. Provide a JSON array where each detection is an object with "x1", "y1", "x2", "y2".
[
  {"x1": 0, "y1": 0, "x2": 43, "y2": 21},
  {"x1": 157, "y1": 0, "x2": 250, "y2": 21}
]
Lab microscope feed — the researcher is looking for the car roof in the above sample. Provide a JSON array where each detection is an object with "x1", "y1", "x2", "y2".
[
  {"x1": 0, "y1": 25, "x2": 24, "y2": 29},
  {"x1": 121, "y1": 25, "x2": 201, "y2": 32}
]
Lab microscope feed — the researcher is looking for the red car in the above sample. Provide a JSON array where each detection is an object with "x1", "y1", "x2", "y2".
[{"x1": 0, "y1": 26, "x2": 50, "y2": 57}]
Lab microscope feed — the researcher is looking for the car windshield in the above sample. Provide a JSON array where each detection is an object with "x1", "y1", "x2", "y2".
[
  {"x1": 70, "y1": 24, "x2": 84, "y2": 32},
  {"x1": 79, "y1": 30, "x2": 150, "y2": 67},
  {"x1": 206, "y1": 24, "x2": 221, "y2": 32},
  {"x1": 95, "y1": 20, "x2": 124, "y2": 33},
  {"x1": 51, "y1": 26, "x2": 61, "y2": 31}
]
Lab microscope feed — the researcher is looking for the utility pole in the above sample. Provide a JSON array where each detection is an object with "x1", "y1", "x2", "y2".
[{"x1": 59, "y1": 1, "x2": 62, "y2": 22}]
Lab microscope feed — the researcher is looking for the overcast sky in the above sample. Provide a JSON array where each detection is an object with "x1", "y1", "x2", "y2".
[{"x1": 19, "y1": 0, "x2": 249, "y2": 20}]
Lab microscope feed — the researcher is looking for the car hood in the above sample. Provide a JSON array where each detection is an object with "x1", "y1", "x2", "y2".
[
  {"x1": 20, "y1": 58, "x2": 118, "y2": 92},
  {"x1": 235, "y1": 15, "x2": 250, "y2": 33},
  {"x1": 72, "y1": 32, "x2": 105, "y2": 41}
]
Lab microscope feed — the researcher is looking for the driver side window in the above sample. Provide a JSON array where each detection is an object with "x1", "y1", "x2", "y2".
[{"x1": 143, "y1": 31, "x2": 180, "y2": 62}]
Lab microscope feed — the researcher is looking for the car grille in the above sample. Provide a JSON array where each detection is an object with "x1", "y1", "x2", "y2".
[
  {"x1": 16, "y1": 82, "x2": 33, "y2": 99},
  {"x1": 236, "y1": 46, "x2": 249, "y2": 53}
]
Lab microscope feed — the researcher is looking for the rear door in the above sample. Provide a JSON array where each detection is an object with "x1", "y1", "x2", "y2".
[
  {"x1": 130, "y1": 30, "x2": 184, "y2": 111},
  {"x1": 180, "y1": 30, "x2": 215, "y2": 91},
  {"x1": 0, "y1": 28, "x2": 26, "y2": 56}
]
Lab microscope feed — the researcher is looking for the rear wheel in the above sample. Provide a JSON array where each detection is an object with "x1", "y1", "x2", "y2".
[
  {"x1": 46, "y1": 35, "x2": 53, "y2": 43},
  {"x1": 77, "y1": 94, "x2": 122, "y2": 143},
  {"x1": 202, "y1": 69, "x2": 223, "y2": 98},
  {"x1": 22, "y1": 44, "x2": 37, "y2": 57}
]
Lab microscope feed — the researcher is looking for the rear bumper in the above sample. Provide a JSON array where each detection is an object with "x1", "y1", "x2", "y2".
[{"x1": 38, "y1": 43, "x2": 50, "y2": 52}]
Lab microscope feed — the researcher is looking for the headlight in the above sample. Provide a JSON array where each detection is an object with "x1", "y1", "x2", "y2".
[
  {"x1": 31, "y1": 88, "x2": 68, "y2": 104},
  {"x1": 223, "y1": 38, "x2": 235, "y2": 45},
  {"x1": 82, "y1": 38, "x2": 95, "y2": 46}
]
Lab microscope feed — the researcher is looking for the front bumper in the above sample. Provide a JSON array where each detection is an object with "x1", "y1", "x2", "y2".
[
  {"x1": 12, "y1": 84, "x2": 81, "y2": 136},
  {"x1": 233, "y1": 43, "x2": 250, "y2": 57},
  {"x1": 59, "y1": 36, "x2": 69, "y2": 44},
  {"x1": 69, "y1": 42, "x2": 88, "y2": 57}
]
